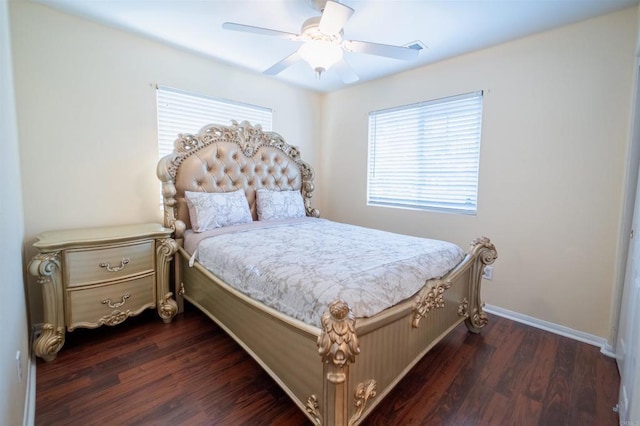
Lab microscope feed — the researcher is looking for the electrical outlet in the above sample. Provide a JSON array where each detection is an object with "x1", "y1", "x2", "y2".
[
  {"x1": 482, "y1": 266, "x2": 494, "y2": 280},
  {"x1": 16, "y1": 350, "x2": 23, "y2": 382}
]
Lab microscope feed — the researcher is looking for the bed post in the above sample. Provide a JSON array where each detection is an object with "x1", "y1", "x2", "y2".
[
  {"x1": 464, "y1": 237, "x2": 498, "y2": 333},
  {"x1": 316, "y1": 300, "x2": 360, "y2": 426}
]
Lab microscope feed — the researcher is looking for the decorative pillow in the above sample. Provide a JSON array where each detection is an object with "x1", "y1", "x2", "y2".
[
  {"x1": 185, "y1": 189, "x2": 252, "y2": 232},
  {"x1": 256, "y1": 189, "x2": 306, "y2": 221}
]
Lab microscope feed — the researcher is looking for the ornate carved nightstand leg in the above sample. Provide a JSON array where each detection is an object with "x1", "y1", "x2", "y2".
[
  {"x1": 34, "y1": 323, "x2": 65, "y2": 362},
  {"x1": 156, "y1": 238, "x2": 179, "y2": 323},
  {"x1": 29, "y1": 252, "x2": 65, "y2": 361},
  {"x1": 158, "y1": 293, "x2": 178, "y2": 323}
]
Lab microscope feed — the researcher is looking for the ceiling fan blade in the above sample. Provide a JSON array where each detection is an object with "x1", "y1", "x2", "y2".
[
  {"x1": 263, "y1": 52, "x2": 301, "y2": 75},
  {"x1": 333, "y1": 58, "x2": 359, "y2": 84},
  {"x1": 222, "y1": 22, "x2": 299, "y2": 41},
  {"x1": 318, "y1": 1, "x2": 354, "y2": 35},
  {"x1": 343, "y1": 40, "x2": 420, "y2": 60}
]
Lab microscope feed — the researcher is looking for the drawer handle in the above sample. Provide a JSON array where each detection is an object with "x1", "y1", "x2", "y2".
[
  {"x1": 99, "y1": 257, "x2": 130, "y2": 272},
  {"x1": 102, "y1": 293, "x2": 130, "y2": 309}
]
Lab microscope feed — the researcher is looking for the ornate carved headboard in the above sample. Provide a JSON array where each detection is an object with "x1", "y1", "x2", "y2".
[{"x1": 157, "y1": 121, "x2": 319, "y2": 240}]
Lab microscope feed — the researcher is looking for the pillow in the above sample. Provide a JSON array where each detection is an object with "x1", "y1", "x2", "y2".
[
  {"x1": 256, "y1": 189, "x2": 306, "y2": 221},
  {"x1": 185, "y1": 189, "x2": 252, "y2": 232}
]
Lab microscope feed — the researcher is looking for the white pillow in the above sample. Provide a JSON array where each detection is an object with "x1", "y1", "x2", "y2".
[
  {"x1": 256, "y1": 189, "x2": 306, "y2": 221},
  {"x1": 185, "y1": 189, "x2": 252, "y2": 232}
]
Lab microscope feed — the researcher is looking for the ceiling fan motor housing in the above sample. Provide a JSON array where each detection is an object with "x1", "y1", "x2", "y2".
[
  {"x1": 301, "y1": 16, "x2": 343, "y2": 42},
  {"x1": 308, "y1": 0, "x2": 332, "y2": 13}
]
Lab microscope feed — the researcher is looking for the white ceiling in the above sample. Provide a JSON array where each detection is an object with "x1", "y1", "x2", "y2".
[{"x1": 34, "y1": 0, "x2": 638, "y2": 93}]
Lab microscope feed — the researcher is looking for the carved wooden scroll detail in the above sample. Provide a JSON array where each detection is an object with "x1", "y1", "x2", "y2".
[
  {"x1": 412, "y1": 279, "x2": 452, "y2": 328},
  {"x1": 156, "y1": 238, "x2": 179, "y2": 323},
  {"x1": 33, "y1": 323, "x2": 65, "y2": 363},
  {"x1": 306, "y1": 394, "x2": 322, "y2": 425},
  {"x1": 349, "y1": 379, "x2": 377, "y2": 426},
  {"x1": 317, "y1": 300, "x2": 360, "y2": 425},
  {"x1": 318, "y1": 300, "x2": 360, "y2": 369},
  {"x1": 30, "y1": 252, "x2": 65, "y2": 361},
  {"x1": 31, "y1": 252, "x2": 60, "y2": 284},
  {"x1": 98, "y1": 310, "x2": 130, "y2": 327},
  {"x1": 470, "y1": 236, "x2": 498, "y2": 265},
  {"x1": 158, "y1": 293, "x2": 178, "y2": 323},
  {"x1": 458, "y1": 298, "x2": 469, "y2": 317},
  {"x1": 465, "y1": 237, "x2": 498, "y2": 333}
]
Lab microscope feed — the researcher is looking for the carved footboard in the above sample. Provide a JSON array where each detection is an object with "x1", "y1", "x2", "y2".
[
  {"x1": 312, "y1": 237, "x2": 497, "y2": 425},
  {"x1": 178, "y1": 235, "x2": 496, "y2": 426}
]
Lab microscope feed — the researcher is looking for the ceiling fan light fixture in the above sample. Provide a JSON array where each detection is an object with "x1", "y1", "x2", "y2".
[
  {"x1": 298, "y1": 39, "x2": 343, "y2": 78},
  {"x1": 224, "y1": 0, "x2": 417, "y2": 84}
]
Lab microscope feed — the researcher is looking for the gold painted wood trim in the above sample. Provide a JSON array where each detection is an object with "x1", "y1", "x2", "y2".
[
  {"x1": 317, "y1": 300, "x2": 360, "y2": 425},
  {"x1": 349, "y1": 379, "x2": 377, "y2": 426},
  {"x1": 29, "y1": 252, "x2": 65, "y2": 361},
  {"x1": 318, "y1": 300, "x2": 360, "y2": 368},
  {"x1": 458, "y1": 297, "x2": 469, "y2": 317},
  {"x1": 156, "y1": 238, "x2": 179, "y2": 323},
  {"x1": 33, "y1": 323, "x2": 65, "y2": 363},
  {"x1": 306, "y1": 395, "x2": 322, "y2": 425},
  {"x1": 465, "y1": 237, "x2": 498, "y2": 333},
  {"x1": 412, "y1": 279, "x2": 452, "y2": 328}
]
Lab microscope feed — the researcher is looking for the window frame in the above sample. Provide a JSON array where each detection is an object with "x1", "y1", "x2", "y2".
[{"x1": 367, "y1": 91, "x2": 484, "y2": 215}]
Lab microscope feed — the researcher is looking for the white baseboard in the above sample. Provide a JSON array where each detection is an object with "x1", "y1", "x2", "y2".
[
  {"x1": 484, "y1": 304, "x2": 617, "y2": 358},
  {"x1": 23, "y1": 351, "x2": 36, "y2": 426}
]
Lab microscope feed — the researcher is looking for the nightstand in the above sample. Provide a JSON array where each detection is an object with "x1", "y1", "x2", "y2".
[{"x1": 29, "y1": 223, "x2": 178, "y2": 361}]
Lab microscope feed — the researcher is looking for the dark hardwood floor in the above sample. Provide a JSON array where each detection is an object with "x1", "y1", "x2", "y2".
[{"x1": 35, "y1": 304, "x2": 620, "y2": 425}]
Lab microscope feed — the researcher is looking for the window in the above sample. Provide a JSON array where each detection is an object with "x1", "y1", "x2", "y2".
[
  {"x1": 156, "y1": 86, "x2": 272, "y2": 160},
  {"x1": 367, "y1": 91, "x2": 483, "y2": 215}
]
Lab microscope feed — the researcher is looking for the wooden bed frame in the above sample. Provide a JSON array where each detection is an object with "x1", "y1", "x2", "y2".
[{"x1": 157, "y1": 121, "x2": 497, "y2": 425}]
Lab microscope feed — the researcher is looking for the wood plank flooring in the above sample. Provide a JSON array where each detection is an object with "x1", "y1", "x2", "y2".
[{"x1": 35, "y1": 304, "x2": 620, "y2": 425}]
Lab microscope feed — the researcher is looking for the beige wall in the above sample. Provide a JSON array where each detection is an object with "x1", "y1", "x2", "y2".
[
  {"x1": 1, "y1": 0, "x2": 29, "y2": 424},
  {"x1": 320, "y1": 8, "x2": 638, "y2": 339},
  {"x1": 9, "y1": 0, "x2": 322, "y2": 323}
]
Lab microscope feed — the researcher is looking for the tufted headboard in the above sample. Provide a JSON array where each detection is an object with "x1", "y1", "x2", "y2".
[{"x1": 157, "y1": 120, "x2": 319, "y2": 241}]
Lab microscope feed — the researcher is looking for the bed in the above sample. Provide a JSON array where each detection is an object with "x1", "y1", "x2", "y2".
[{"x1": 156, "y1": 120, "x2": 497, "y2": 425}]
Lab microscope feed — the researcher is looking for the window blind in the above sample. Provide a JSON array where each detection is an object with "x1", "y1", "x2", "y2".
[
  {"x1": 367, "y1": 91, "x2": 483, "y2": 215},
  {"x1": 156, "y1": 85, "x2": 272, "y2": 160}
]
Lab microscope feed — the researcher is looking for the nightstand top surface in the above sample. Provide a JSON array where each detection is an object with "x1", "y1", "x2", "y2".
[{"x1": 34, "y1": 223, "x2": 173, "y2": 250}]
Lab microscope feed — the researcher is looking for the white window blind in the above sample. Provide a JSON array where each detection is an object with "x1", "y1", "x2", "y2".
[
  {"x1": 367, "y1": 91, "x2": 483, "y2": 215},
  {"x1": 156, "y1": 85, "x2": 272, "y2": 160}
]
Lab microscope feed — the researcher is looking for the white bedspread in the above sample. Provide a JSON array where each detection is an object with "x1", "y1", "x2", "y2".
[{"x1": 188, "y1": 218, "x2": 464, "y2": 327}]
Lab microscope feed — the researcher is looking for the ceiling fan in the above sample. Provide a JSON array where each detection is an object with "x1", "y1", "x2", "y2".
[{"x1": 222, "y1": 0, "x2": 421, "y2": 84}]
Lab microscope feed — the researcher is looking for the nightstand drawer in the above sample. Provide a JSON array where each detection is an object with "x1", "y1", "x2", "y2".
[
  {"x1": 66, "y1": 241, "x2": 154, "y2": 287},
  {"x1": 67, "y1": 274, "x2": 156, "y2": 330}
]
